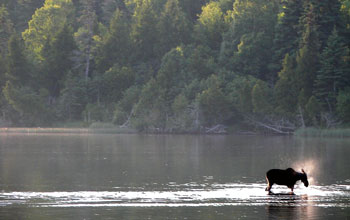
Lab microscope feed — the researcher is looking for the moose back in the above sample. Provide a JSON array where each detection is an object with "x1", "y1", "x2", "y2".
[{"x1": 265, "y1": 168, "x2": 309, "y2": 193}]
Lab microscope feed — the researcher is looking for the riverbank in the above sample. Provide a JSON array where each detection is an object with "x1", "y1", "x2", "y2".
[
  {"x1": 2, "y1": 125, "x2": 350, "y2": 137},
  {"x1": 0, "y1": 127, "x2": 137, "y2": 134},
  {"x1": 294, "y1": 127, "x2": 350, "y2": 138}
]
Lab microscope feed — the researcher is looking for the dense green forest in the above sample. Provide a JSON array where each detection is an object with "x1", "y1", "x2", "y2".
[{"x1": 0, "y1": 0, "x2": 350, "y2": 133}]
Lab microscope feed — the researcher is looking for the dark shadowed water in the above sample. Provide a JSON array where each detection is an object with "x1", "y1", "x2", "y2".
[{"x1": 0, "y1": 134, "x2": 349, "y2": 219}]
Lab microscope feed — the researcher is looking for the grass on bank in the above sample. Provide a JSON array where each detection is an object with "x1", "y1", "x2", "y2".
[
  {"x1": 0, "y1": 122, "x2": 137, "y2": 134},
  {"x1": 294, "y1": 127, "x2": 350, "y2": 138}
]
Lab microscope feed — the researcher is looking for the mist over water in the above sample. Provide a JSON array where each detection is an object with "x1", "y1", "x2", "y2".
[{"x1": 0, "y1": 134, "x2": 349, "y2": 219}]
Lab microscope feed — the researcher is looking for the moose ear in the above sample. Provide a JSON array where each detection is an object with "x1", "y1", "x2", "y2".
[{"x1": 301, "y1": 169, "x2": 305, "y2": 173}]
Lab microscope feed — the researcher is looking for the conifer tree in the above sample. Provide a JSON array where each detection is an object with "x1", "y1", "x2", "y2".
[
  {"x1": 315, "y1": 28, "x2": 350, "y2": 111},
  {"x1": 295, "y1": 4, "x2": 320, "y2": 102},
  {"x1": 0, "y1": 5, "x2": 13, "y2": 56},
  {"x1": 157, "y1": 0, "x2": 191, "y2": 56},
  {"x1": 95, "y1": 9, "x2": 131, "y2": 73},
  {"x1": 271, "y1": 0, "x2": 303, "y2": 74},
  {"x1": 194, "y1": 1, "x2": 227, "y2": 52},
  {"x1": 42, "y1": 24, "x2": 76, "y2": 100},
  {"x1": 308, "y1": 0, "x2": 342, "y2": 49},
  {"x1": 5, "y1": 35, "x2": 29, "y2": 85},
  {"x1": 274, "y1": 54, "x2": 298, "y2": 116},
  {"x1": 131, "y1": 0, "x2": 159, "y2": 61}
]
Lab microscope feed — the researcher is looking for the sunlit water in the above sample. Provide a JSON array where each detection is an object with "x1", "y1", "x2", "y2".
[
  {"x1": 1, "y1": 183, "x2": 349, "y2": 208},
  {"x1": 0, "y1": 134, "x2": 350, "y2": 219}
]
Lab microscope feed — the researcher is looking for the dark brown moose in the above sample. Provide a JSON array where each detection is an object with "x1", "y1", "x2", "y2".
[{"x1": 265, "y1": 168, "x2": 309, "y2": 193}]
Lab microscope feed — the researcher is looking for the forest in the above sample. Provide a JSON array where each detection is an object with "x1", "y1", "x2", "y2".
[{"x1": 0, "y1": 0, "x2": 350, "y2": 133}]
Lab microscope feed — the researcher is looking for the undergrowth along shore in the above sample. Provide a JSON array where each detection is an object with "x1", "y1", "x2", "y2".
[
  {"x1": 0, "y1": 124, "x2": 137, "y2": 134},
  {"x1": 1, "y1": 123, "x2": 350, "y2": 137},
  {"x1": 294, "y1": 127, "x2": 350, "y2": 138},
  {"x1": 0, "y1": 127, "x2": 137, "y2": 134}
]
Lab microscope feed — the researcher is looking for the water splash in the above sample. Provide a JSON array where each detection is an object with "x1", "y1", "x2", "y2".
[
  {"x1": 292, "y1": 159, "x2": 319, "y2": 185},
  {"x1": 0, "y1": 183, "x2": 349, "y2": 208}
]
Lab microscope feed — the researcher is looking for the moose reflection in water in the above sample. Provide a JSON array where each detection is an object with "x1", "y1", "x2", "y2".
[{"x1": 265, "y1": 168, "x2": 309, "y2": 194}]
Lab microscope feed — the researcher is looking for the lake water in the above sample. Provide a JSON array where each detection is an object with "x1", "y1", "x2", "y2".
[{"x1": 0, "y1": 134, "x2": 349, "y2": 219}]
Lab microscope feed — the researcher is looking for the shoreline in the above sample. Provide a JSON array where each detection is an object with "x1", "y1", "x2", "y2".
[
  {"x1": 0, "y1": 127, "x2": 138, "y2": 134},
  {"x1": 1, "y1": 127, "x2": 350, "y2": 137}
]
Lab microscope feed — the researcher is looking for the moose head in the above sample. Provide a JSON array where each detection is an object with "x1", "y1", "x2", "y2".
[{"x1": 301, "y1": 169, "x2": 309, "y2": 187}]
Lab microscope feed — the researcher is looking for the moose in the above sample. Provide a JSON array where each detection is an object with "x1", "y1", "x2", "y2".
[{"x1": 265, "y1": 168, "x2": 309, "y2": 194}]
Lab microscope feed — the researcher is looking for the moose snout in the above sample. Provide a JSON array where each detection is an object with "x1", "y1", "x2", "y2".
[{"x1": 304, "y1": 181, "x2": 309, "y2": 187}]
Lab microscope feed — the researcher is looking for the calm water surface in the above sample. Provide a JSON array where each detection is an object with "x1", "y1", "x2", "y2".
[{"x1": 0, "y1": 134, "x2": 349, "y2": 219}]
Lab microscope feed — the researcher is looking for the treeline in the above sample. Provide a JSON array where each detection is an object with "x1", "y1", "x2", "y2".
[{"x1": 0, "y1": 0, "x2": 350, "y2": 133}]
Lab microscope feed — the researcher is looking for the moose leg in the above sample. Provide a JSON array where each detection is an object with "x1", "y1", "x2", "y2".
[
  {"x1": 289, "y1": 186, "x2": 294, "y2": 194},
  {"x1": 265, "y1": 177, "x2": 272, "y2": 192}
]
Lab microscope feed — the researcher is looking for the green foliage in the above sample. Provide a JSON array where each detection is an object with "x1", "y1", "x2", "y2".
[
  {"x1": 131, "y1": 0, "x2": 159, "y2": 60},
  {"x1": 100, "y1": 65, "x2": 135, "y2": 104},
  {"x1": 172, "y1": 93, "x2": 189, "y2": 116},
  {"x1": 227, "y1": 75, "x2": 257, "y2": 114},
  {"x1": 0, "y1": 5, "x2": 13, "y2": 55},
  {"x1": 315, "y1": 28, "x2": 350, "y2": 110},
  {"x1": 230, "y1": 0, "x2": 278, "y2": 45},
  {"x1": 295, "y1": 17, "x2": 320, "y2": 100},
  {"x1": 295, "y1": 127, "x2": 350, "y2": 137},
  {"x1": 157, "y1": 0, "x2": 191, "y2": 56},
  {"x1": 95, "y1": 9, "x2": 131, "y2": 72},
  {"x1": 6, "y1": 35, "x2": 30, "y2": 85},
  {"x1": 271, "y1": 0, "x2": 302, "y2": 73},
  {"x1": 233, "y1": 32, "x2": 274, "y2": 80},
  {"x1": 197, "y1": 75, "x2": 231, "y2": 125},
  {"x1": 251, "y1": 80, "x2": 273, "y2": 115},
  {"x1": 341, "y1": 0, "x2": 350, "y2": 15},
  {"x1": 194, "y1": 1, "x2": 228, "y2": 51},
  {"x1": 156, "y1": 47, "x2": 187, "y2": 108},
  {"x1": 274, "y1": 54, "x2": 298, "y2": 116},
  {"x1": 305, "y1": 95, "x2": 321, "y2": 126},
  {"x1": 22, "y1": 0, "x2": 75, "y2": 60},
  {"x1": 170, "y1": 93, "x2": 195, "y2": 132},
  {"x1": 0, "y1": 0, "x2": 45, "y2": 31},
  {"x1": 223, "y1": 0, "x2": 279, "y2": 81},
  {"x1": 83, "y1": 103, "x2": 108, "y2": 122},
  {"x1": 336, "y1": 88, "x2": 350, "y2": 122},
  {"x1": 0, "y1": 0, "x2": 350, "y2": 132},
  {"x1": 2, "y1": 81, "x2": 50, "y2": 125},
  {"x1": 302, "y1": 0, "x2": 342, "y2": 49},
  {"x1": 186, "y1": 45, "x2": 216, "y2": 80},
  {"x1": 58, "y1": 72, "x2": 87, "y2": 121},
  {"x1": 133, "y1": 78, "x2": 161, "y2": 131},
  {"x1": 42, "y1": 24, "x2": 76, "y2": 98}
]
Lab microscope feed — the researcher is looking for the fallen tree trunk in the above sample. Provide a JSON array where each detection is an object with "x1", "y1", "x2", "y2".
[
  {"x1": 205, "y1": 124, "x2": 227, "y2": 134},
  {"x1": 245, "y1": 116, "x2": 296, "y2": 134}
]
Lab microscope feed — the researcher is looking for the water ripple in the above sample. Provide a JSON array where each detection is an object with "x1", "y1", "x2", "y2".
[{"x1": 0, "y1": 183, "x2": 349, "y2": 208}]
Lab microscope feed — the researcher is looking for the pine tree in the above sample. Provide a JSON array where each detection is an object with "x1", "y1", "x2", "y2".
[
  {"x1": 299, "y1": 0, "x2": 342, "y2": 51},
  {"x1": 76, "y1": 0, "x2": 99, "y2": 80},
  {"x1": 95, "y1": 9, "x2": 131, "y2": 73},
  {"x1": 194, "y1": 1, "x2": 228, "y2": 52},
  {"x1": 314, "y1": 28, "x2": 350, "y2": 111},
  {"x1": 42, "y1": 24, "x2": 76, "y2": 100},
  {"x1": 309, "y1": 0, "x2": 342, "y2": 49},
  {"x1": 295, "y1": 5, "x2": 320, "y2": 102},
  {"x1": 131, "y1": 0, "x2": 159, "y2": 61},
  {"x1": 157, "y1": 0, "x2": 191, "y2": 56},
  {"x1": 274, "y1": 53, "x2": 298, "y2": 116},
  {"x1": 271, "y1": 0, "x2": 303, "y2": 74},
  {"x1": 0, "y1": 5, "x2": 14, "y2": 56},
  {"x1": 5, "y1": 35, "x2": 30, "y2": 85},
  {"x1": 223, "y1": 0, "x2": 279, "y2": 82}
]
